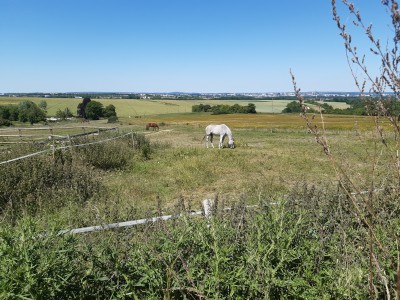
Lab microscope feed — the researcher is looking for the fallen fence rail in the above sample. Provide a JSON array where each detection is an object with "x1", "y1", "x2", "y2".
[
  {"x1": 58, "y1": 200, "x2": 257, "y2": 235},
  {"x1": 58, "y1": 211, "x2": 204, "y2": 235},
  {"x1": 43, "y1": 189, "x2": 386, "y2": 237}
]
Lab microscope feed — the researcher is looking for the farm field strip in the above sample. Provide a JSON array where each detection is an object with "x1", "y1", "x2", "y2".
[{"x1": 0, "y1": 96, "x2": 351, "y2": 117}]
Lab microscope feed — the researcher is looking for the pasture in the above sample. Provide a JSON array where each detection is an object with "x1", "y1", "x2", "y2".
[
  {"x1": 0, "y1": 108, "x2": 398, "y2": 298},
  {"x1": 117, "y1": 114, "x2": 378, "y2": 212},
  {"x1": 0, "y1": 104, "x2": 389, "y2": 223},
  {"x1": 0, "y1": 111, "x2": 384, "y2": 224}
]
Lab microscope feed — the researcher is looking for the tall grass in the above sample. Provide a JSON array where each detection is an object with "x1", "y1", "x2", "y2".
[
  {"x1": 0, "y1": 131, "x2": 151, "y2": 222},
  {"x1": 1, "y1": 185, "x2": 399, "y2": 299},
  {"x1": 1, "y1": 121, "x2": 400, "y2": 297}
]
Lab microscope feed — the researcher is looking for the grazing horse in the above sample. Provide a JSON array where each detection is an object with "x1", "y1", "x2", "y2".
[
  {"x1": 204, "y1": 124, "x2": 235, "y2": 149},
  {"x1": 146, "y1": 122, "x2": 159, "y2": 131}
]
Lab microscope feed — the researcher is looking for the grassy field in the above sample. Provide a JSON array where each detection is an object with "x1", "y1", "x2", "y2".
[
  {"x1": 0, "y1": 111, "x2": 384, "y2": 225},
  {"x1": 1, "y1": 107, "x2": 397, "y2": 298},
  {"x1": 0, "y1": 96, "x2": 349, "y2": 117}
]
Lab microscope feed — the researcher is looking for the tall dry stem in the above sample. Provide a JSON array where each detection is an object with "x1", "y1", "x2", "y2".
[{"x1": 291, "y1": 1, "x2": 400, "y2": 297}]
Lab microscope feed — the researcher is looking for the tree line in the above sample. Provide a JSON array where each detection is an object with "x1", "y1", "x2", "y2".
[
  {"x1": 0, "y1": 98, "x2": 118, "y2": 126},
  {"x1": 283, "y1": 97, "x2": 400, "y2": 116},
  {"x1": 192, "y1": 103, "x2": 257, "y2": 114}
]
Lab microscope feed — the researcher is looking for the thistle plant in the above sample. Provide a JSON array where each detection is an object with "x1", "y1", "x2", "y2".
[{"x1": 292, "y1": 1, "x2": 400, "y2": 298}]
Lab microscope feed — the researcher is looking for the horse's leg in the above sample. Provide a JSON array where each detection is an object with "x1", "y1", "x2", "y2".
[
  {"x1": 210, "y1": 134, "x2": 214, "y2": 148},
  {"x1": 219, "y1": 135, "x2": 224, "y2": 148}
]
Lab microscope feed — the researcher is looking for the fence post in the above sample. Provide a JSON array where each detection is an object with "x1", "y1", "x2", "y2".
[
  {"x1": 18, "y1": 129, "x2": 22, "y2": 142},
  {"x1": 52, "y1": 137, "x2": 55, "y2": 159},
  {"x1": 203, "y1": 199, "x2": 214, "y2": 228},
  {"x1": 202, "y1": 199, "x2": 214, "y2": 218}
]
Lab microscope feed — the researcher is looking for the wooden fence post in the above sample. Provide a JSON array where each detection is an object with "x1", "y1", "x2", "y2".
[
  {"x1": 202, "y1": 199, "x2": 214, "y2": 218},
  {"x1": 202, "y1": 199, "x2": 214, "y2": 228},
  {"x1": 18, "y1": 129, "x2": 22, "y2": 142}
]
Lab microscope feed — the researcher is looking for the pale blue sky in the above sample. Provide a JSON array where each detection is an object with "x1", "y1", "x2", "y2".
[{"x1": 0, "y1": 1, "x2": 394, "y2": 93}]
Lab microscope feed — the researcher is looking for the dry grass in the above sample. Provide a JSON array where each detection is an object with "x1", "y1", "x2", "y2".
[
  {"x1": 100, "y1": 112, "x2": 386, "y2": 216},
  {"x1": 0, "y1": 110, "x2": 388, "y2": 222}
]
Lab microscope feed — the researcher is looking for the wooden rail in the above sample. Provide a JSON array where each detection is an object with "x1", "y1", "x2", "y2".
[{"x1": 0, "y1": 126, "x2": 118, "y2": 144}]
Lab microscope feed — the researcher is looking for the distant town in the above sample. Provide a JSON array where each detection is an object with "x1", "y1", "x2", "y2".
[{"x1": 0, "y1": 91, "x2": 392, "y2": 100}]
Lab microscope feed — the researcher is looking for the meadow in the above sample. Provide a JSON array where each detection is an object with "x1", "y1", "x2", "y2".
[
  {"x1": 0, "y1": 98, "x2": 398, "y2": 298},
  {"x1": 0, "y1": 96, "x2": 349, "y2": 117}
]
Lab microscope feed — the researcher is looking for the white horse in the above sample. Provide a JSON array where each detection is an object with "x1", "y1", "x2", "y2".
[{"x1": 204, "y1": 124, "x2": 235, "y2": 149}]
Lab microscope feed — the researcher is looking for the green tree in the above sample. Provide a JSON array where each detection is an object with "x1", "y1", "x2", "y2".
[
  {"x1": 55, "y1": 108, "x2": 74, "y2": 120},
  {"x1": 18, "y1": 101, "x2": 46, "y2": 124},
  {"x1": 0, "y1": 105, "x2": 19, "y2": 121},
  {"x1": 85, "y1": 101, "x2": 104, "y2": 120},
  {"x1": 103, "y1": 104, "x2": 117, "y2": 118},
  {"x1": 246, "y1": 103, "x2": 257, "y2": 113},
  {"x1": 282, "y1": 101, "x2": 303, "y2": 113},
  {"x1": 38, "y1": 100, "x2": 47, "y2": 112}
]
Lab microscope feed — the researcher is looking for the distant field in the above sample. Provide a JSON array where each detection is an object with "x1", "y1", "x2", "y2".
[{"x1": 0, "y1": 97, "x2": 349, "y2": 117}]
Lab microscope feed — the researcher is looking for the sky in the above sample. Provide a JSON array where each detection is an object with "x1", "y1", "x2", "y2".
[{"x1": 0, "y1": 0, "x2": 395, "y2": 93}]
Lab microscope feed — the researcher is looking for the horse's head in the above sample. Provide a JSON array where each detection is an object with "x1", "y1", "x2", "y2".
[{"x1": 228, "y1": 140, "x2": 235, "y2": 149}]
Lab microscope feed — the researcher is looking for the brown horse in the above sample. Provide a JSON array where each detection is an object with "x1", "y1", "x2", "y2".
[{"x1": 146, "y1": 122, "x2": 159, "y2": 131}]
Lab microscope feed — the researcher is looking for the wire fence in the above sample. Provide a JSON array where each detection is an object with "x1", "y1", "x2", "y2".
[
  {"x1": 0, "y1": 126, "x2": 118, "y2": 144},
  {"x1": 0, "y1": 129, "x2": 132, "y2": 166}
]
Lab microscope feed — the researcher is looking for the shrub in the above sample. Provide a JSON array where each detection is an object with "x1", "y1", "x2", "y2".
[
  {"x1": 0, "y1": 131, "x2": 152, "y2": 220},
  {"x1": 2, "y1": 185, "x2": 399, "y2": 298},
  {"x1": 18, "y1": 101, "x2": 46, "y2": 124},
  {"x1": 0, "y1": 219, "x2": 83, "y2": 299},
  {"x1": 0, "y1": 147, "x2": 104, "y2": 219},
  {"x1": 0, "y1": 118, "x2": 12, "y2": 127},
  {"x1": 104, "y1": 104, "x2": 117, "y2": 118},
  {"x1": 55, "y1": 107, "x2": 74, "y2": 119},
  {"x1": 107, "y1": 115, "x2": 118, "y2": 123},
  {"x1": 72, "y1": 131, "x2": 151, "y2": 168}
]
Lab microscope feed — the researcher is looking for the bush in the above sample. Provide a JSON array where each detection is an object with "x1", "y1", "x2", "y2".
[
  {"x1": 0, "y1": 131, "x2": 152, "y2": 220},
  {"x1": 0, "y1": 146, "x2": 104, "y2": 219},
  {"x1": 0, "y1": 118, "x2": 12, "y2": 127},
  {"x1": 107, "y1": 115, "x2": 118, "y2": 123},
  {"x1": 0, "y1": 104, "x2": 19, "y2": 121},
  {"x1": 18, "y1": 101, "x2": 46, "y2": 124},
  {"x1": 55, "y1": 107, "x2": 74, "y2": 120},
  {"x1": 72, "y1": 132, "x2": 151, "y2": 168},
  {"x1": 3, "y1": 185, "x2": 396, "y2": 298},
  {"x1": 0, "y1": 219, "x2": 83, "y2": 299},
  {"x1": 104, "y1": 104, "x2": 117, "y2": 118}
]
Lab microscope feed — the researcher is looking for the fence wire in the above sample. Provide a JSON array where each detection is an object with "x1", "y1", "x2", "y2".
[{"x1": 0, "y1": 131, "x2": 132, "y2": 166}]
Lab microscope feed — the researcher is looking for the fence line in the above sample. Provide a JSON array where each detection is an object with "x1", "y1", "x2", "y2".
[
  {"x1": 59, "y1": 200, "x2": 257, "y2": 235},
  {"x1": 0, "y1": 126, "x2": 118, "y2": 144},
  {"x1": 56, "y1": 187, "x2": 385, "y2": 236},
  {"x1": 59, "y1": 211, "x2": 204, "y2": 235},
  {"x1": 56, "y1": 187, "x2": 384, "y2": 236},
  {"x1": 0, "y1": 126, "x2": 117, "y2": 132},
  {"x1": 0, "y1": 149, "x2": 50, "y2": 165},
  {"x1": 0, "y1": 131, "x2": 132, "y2": 166}
]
